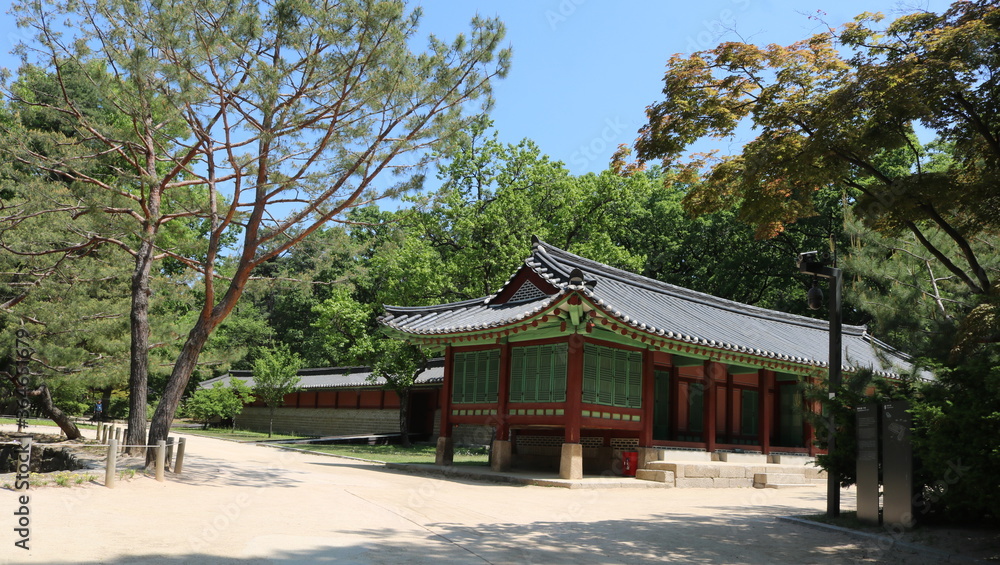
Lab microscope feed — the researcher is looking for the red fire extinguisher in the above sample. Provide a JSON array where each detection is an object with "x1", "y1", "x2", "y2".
[{"x1": 623, "y1": 451, "x2": 638, "y2": 477}]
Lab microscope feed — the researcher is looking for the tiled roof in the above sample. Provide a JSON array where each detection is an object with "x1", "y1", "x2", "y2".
[
  {"x1": 200, "y1": 358, "x2": 445, "y2": 390},
  {"x1": 381, "y1": 237, "x2": 920, "y2": 378}
]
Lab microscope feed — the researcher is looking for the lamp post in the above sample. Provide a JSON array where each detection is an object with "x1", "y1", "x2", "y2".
[{"x1": 797, "y1": 251, "x2": 843, "y2": 518}]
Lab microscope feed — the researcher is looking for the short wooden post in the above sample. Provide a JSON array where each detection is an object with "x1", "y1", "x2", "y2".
[
  {"x1": 174, "y1": 437, "x2": 186, "y2": 475},
  {"x1": 165, "y1": 437, "x2": 174, "y2": 471},
  {"x1": 114, "y1": 427, "x2": 121, "y2": 445},
  {"x1": 155, "y1": 440, "x2": 165, "y2": 482},
  {"x1": 102, "y1": 424, "x2": 110, "y2": 444},
  {"x1": 105, "y1": 439, "x2": 117, "y2": 489},
  {"x1": 121, "y1": 429, "x2": 128, "y2": 454},
  {"x1": 96, "y1": 423, "x2": 103, "y2": 443}
]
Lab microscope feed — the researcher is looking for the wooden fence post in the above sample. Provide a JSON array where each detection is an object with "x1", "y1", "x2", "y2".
[
  {"x1": 105, "y1": 439, "x2": 117, "y2": 489},
  {"x1": 155, "y1": 440, "x2": 165, "y2": 482},
  {"x1": 165, "y1": 437, "x2": 174, "y2": 471},
  {"x1": 174, "y1": 437, "x2": 186, "y2": 475}
]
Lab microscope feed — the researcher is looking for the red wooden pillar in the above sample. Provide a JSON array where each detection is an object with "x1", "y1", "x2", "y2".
[
  {"x1": 640, "y1": 349, "x2": 655, "y2": 446},
  {"x1": 703, "y1": 361, "x2": 719, "y2": 453},
  {"x1": 565, "y1": 336, "x2": 584, "y2": 444},
  {"x1": 496, "y1": 341, "x2": 511, "y2": 441},
  {"x1": 440, "y1": 345, "x2": 454, "y2": 439},
  {"x1": 670, "y1": 365, "x2": 681, "y2": 440},
  {"x1": 725, "y1": 371, "x2": 734, "y2": 445},
  {"x1": 806, "y1": 393, "x2": 819, "y2": 456},
  {"x1": 758, "y1": 369, "x2": 773, "y2": 455}
]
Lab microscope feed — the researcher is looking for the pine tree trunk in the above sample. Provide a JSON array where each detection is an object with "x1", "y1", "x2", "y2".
[
  {"x1": 146, "y1": 322, "x2": 211, "y2": 465},
  {"x1": 100, "y1": 386, "x2": 113, "y2": 422},
  {"x1": 29, "y1": 385, "x2": 82, "y2": 440},
  {"x1": 126, "y1": 227, "x2": 157, "y2": 455},
  {"x1": 398, "y1": 388, "x2": 411, "y2": 448}
]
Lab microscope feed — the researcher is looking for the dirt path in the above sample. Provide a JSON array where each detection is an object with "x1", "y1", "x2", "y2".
[{"x1": 0, "y1": 425, "x2": 941, "y2": 564}]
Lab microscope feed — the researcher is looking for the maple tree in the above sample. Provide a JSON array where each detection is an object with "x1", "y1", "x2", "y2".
[{"x1": 631, "y1": 2, "x2": 999, "y2": 324}]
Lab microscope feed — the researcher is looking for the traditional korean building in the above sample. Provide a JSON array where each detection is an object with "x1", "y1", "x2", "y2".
[{"x1": 380, "y1": 237, "x2": 916, "y2": 479}]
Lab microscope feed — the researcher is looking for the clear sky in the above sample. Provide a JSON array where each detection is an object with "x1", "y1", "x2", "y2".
[
  {"x1": 415, "y1": 0, "x2": 955, "y2": 175},
  {"x1": 0, "y1": 0, "x2": 956, "y2": 177}
]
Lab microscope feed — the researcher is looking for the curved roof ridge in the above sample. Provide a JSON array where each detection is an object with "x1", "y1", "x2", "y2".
[
  {"x1": 531, "y1": 236, "x2": 867, "y2": 336},
  {"x1": 383, "y1": 296, "x2": 490, "y2": 315}
]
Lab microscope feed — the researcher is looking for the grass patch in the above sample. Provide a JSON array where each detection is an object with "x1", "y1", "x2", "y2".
[
  {"x1": 0, "y1": 418, "x2": 97, "y2": 430},
  {"x1": 179, "y1": 427, "x2": 308, "y2": 442},
  {"x1": 288, "y1": 443, "x2": 489, "y2": 466}
]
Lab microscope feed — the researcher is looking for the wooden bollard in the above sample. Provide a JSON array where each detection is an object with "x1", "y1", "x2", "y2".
[
  {"x1": 105, "y1": 439, "x2": 117, "y2": 489},
  {"x1": 96, "y1": 423, "x2": 103, "y2": 443},
  {"x1": 165, "y1": 437, "x2": 174, "y2": 471},
  {"x1": 174, "y1": 437, "x2": 186, "y2": 475},
  {"x1": 102, "y1": 424, "x2": 109, "y2": 444},
  {"x1": 114, "y1": 427, "x2": 121, "y2": 445},
  {"x1": 155, "y1": 440, "x2": 165, "y2": 482}
]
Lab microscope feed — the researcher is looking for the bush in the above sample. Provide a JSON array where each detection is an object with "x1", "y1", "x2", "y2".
[
  {"x1": 59, "y1": 400, "x2": 90, "y2": 417},
  {"x1": 910, "y1": 358, "x2": 1000, "y2": 522},
  {"x1": 811, "y1": 355, "x2": 1000, "y2": 523}
]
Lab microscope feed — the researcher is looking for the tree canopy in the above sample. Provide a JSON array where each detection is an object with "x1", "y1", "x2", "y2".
[
  {"x1": 629, "y1": 1, "x2": 1000, "y2": 352},
  {"x1": 631, "y1": 2, "x2": 998, "y2": 294},
  {"x1": 3, "y1": 0, "x2": 510, "y2": 456}
]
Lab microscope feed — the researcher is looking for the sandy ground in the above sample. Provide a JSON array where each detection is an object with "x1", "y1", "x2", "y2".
[{"x1": 0, "y1": 424, "x2": 976, "y2": 564}]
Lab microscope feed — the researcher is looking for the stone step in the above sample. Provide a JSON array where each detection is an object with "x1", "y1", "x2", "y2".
[
  {"x1": 803, "y1": 467, "x2": 827, "y2": 479},
  {"x1": 752, "y1": 472, "x2": 814, "y2": 489},
  {"x1": 675, "y1": 477, "x2": 755, "y2": 488},
  {"x1": 768, "y1": 454, "x2": 816, "y2": 466},
  {"x1": 635, "y1": 469, "x2": 675, "y2": 485},
  {"x1": 658, "y1": 449, "x2": 713, "y2": 462},
  {"x1": 715, "y1": 452, "x2": 767, "y2": 464}
]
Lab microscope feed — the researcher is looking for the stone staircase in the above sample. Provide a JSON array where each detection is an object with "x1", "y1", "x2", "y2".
[{"x1": 634, "y1": 450, "x2": 826, "y2": 488}]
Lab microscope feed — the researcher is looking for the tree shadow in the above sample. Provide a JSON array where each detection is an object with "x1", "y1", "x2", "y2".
[{"x1": 21, "y1": 511, "x2": 936, "y2": 564}]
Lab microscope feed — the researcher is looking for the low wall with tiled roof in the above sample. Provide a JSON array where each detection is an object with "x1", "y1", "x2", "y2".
[{"x1": 236, "y1": 406, "x2": 441, "y2": 438}]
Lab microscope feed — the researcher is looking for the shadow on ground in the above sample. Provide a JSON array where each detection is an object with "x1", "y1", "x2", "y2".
[{"x1": 21, "y1": 511, "x2": 942, "y2": 564}]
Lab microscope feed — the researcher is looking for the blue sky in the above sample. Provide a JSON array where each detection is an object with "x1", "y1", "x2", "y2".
[
  {"x1": 0, "y1": 0, "x2": 955, "y2": 178},
  {"x1": 416, "y1": 0, "x2": 954, "y2": 175}
]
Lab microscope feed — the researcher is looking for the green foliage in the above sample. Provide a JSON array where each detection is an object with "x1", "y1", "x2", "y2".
[
  {"x1": 409, "y1": 119, "x2": 651, "y2": 300},
  {"x1": 252, "y1": 344, "x2": 304, "y2": 437},
  {"x1": 909, "y1": 356, "x2": 1000, "y2": 522},
  {"x1": 842, "y1": 215, "x2": 997, "y2": 358},
  {"x1": 806, "y1": 369, "x2": 918, "y2": 488},
  {"x1": 632, "y1": 2, "x2": 998, "y2": 314},
  {"x1": 185, "y1": 378, "x2": 253, "y2": 430},
  {"x1": 56, "y1": 400, "x2": 90, "y2": 418},
  {"x1": 5, "y1": 0, "x2": 512, "y2": 447},
  {"x1": 252, "y1": 345, "x2": 304, "y2": 408}
]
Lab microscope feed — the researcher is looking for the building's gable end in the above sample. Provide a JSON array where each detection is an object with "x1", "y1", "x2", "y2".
[{"x1": 487, "y1": 265, "x2": 560, "y2": 306}]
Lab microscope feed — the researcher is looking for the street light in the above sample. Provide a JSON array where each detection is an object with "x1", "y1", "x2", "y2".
[{"x1": 797, "y1": 251, "x2": 843, "y2": 518}]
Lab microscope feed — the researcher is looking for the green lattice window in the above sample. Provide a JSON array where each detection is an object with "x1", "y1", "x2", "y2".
[
  {"x1": 452, "y1": 349, "x2": 500, "y2": 404},
  {"x1": 510, "y1": 344, "x2": 567, "y2": 403},
  {"x1": 741, "y1": 389, "x2": 759, "y2": 436},
  {"x1": 582, "y1": 344, "x2": 642, "y2": 408}
]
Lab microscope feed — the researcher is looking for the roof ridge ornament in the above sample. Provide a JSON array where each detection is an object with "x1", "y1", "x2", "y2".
[{"x1": 531, "y1": 234, "x2": 547, "y2": 254}]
